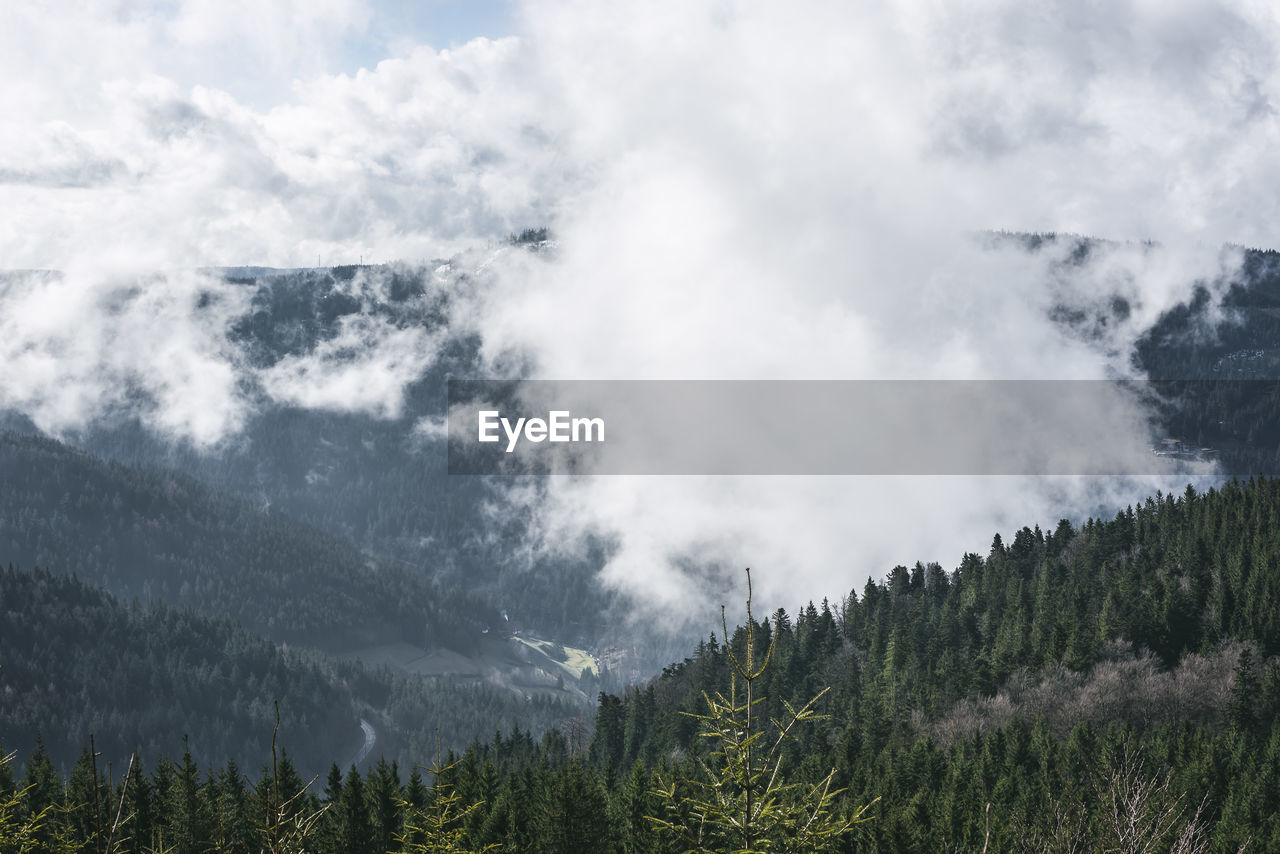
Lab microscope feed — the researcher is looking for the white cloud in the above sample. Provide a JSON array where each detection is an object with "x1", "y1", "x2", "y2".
[
  {"x1": 0, "y1": 267, "x2": 250, "y2": 447},
  {"x1": 259, "y1": 311, "x2": 439, "y2": 417},
  {"x1": 3, "y1": 0, "x2": 1277, "y2": 621}
]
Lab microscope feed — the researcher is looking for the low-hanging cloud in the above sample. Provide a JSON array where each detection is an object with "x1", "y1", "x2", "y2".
[
  {"x1": 3, "y1": 0, "x2": 1277, "y2": 625},
  {"x1": 0, "y1": 267, "x2": 251, "y2": 446},
  {"x1": 259, "y1": 311, "x2": 441, "y2": 418}
]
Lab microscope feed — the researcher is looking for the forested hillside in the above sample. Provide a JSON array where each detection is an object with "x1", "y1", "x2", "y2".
[
  {"x1": 1135, "y1": 248, "x2": 1280, "y2": 474},
  {"x1": 5, "y1": 477, "x2": 1280, "y2": 852},
  {"x1": 1007, "y1": 232, "x2": 1280, "y2": 475},
  {"x1": 443, "y1": 478, "x2": 1280, "y2": 852},
  {"x1": 0, "y1": 430, "x2": 495, "y2": 651},
  {"x1": 0, "y1": 566, "x2": 360, "y2": 775},
  {"x1": 0, "y1": 566, "x2": 587, "y2": 780}
]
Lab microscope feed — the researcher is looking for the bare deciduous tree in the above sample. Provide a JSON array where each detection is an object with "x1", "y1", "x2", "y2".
[{"x1": 1007, "y1": 740, "x2": 1248, "y2": 854}]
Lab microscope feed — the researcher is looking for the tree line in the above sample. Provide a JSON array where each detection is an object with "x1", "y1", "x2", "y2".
[{"x1": 7, "y1": 477, "x2": 1280, "y2": 850}]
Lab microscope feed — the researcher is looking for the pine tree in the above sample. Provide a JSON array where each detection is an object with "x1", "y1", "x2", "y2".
[
  {"x1": 548, "y1": 762, "x2": 611, "y2": 854},
  {"x1": 367, "y1": 759, "x2": 401, "y2": 854},
  {"x1": 338, "y1": 767, "x2": 372, "y2": 854},
  {"x1": 618, "y1": 760, "x2": 661, "y2": 854},
  {"x1": 119, "y1": 754, "x2": 154, "y2": 854},
  {"x1": 319, "y1": 763, "x2": 344, "y2": 852},
  {"x1": 1228, "y1": 646, "x2": 1260, "y2": 736},
  {"x1": 208, "y1": 760, "x2": 255, "y2": 854},
  {"x1": 393, "y1": 756, "x2": 499, "y2": 854},
  {"x1": 650, "y1": 568, "x2": 876, "y2": 853},
  {"x1": 0, "y1": 749, "x2": 72, "y2": 854},
  {"x1": 65, "y1": 746, "x2": 106, "y2": 852},
  {"x1": 165, "y1": 738, "x2": 206, "y2": 854}
]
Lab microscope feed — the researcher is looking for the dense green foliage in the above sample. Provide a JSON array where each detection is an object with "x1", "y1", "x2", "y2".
[
  {"x1": 648, "y1": 574, "x2": 875, "y2": 853},
  {"x1": 8, "y1": 477, "x2": 1280, "y2": 851},
  {"x1": 0, "y1": 566, "x2": 587, "y2": 779},
  {"x1": 450, "y1": 477, "x2": 1279, "y2": 852},
  {"x1": 0, "y1": 565, "x2": 356, "y2": 775},
  {"x1": 612, "y1": 479, "x2": 1280, "y2": 851}
]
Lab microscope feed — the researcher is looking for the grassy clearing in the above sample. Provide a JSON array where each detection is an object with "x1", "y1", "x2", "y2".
[{"x1": 513, "y1": 636, "x2": 599, "y2": 679}]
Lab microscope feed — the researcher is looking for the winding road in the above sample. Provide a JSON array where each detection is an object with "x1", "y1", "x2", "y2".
[{"x1": 351, "y1": 718, "x2": 376, "y2": 767}]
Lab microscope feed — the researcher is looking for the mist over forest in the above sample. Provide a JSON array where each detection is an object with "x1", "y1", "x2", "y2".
[{"x1": 6, "y1": 1, "x2": 1280, "y2": 852}]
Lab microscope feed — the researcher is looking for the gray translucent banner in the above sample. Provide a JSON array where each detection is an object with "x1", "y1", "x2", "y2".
[{"x1": 446, "y1": 380, "x2": 1261, "y2": 475}]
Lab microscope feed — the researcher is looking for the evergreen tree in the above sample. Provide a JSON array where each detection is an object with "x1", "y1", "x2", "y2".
[
  {"x1": 366, "y1": 759, "x2": 401, "y2": 854},
  {"x1": 337, "y1": 767, "x2": 372, "y2": 854},
  {"x1": 650, "y1": 569, "x2": 876, "y2": 853}
]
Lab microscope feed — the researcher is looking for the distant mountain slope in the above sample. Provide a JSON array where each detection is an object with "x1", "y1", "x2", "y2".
[
  {"x1": 0, "y1": 565, "x2": 589, "y2": 778},
  {"x1": 0, "y1": 565, "x2": 360, "y2": 775},
  {"x1": 11, "y1": 236, "x2": 1280, "y2": 665},
  {"x1": 11, "y1": 256, "x2": 618, "y2": 647},
  {"x1": 0, "y1": 430, "x2": 495, "y2": 651},
  {"x1": 30, "y1": 238, "x2": 1280, "y2": 649},
  {"x1": 999, "y1": 232, "x2": 1280, "y2": 473},
  {"x1": 1135, "y1": 247, "x2": 1280, "y2": 474}
]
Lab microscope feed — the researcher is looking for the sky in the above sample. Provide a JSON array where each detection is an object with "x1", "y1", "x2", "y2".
[{"x1": 2, "y1": 0, "x2": 1276, "y2": 621}]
